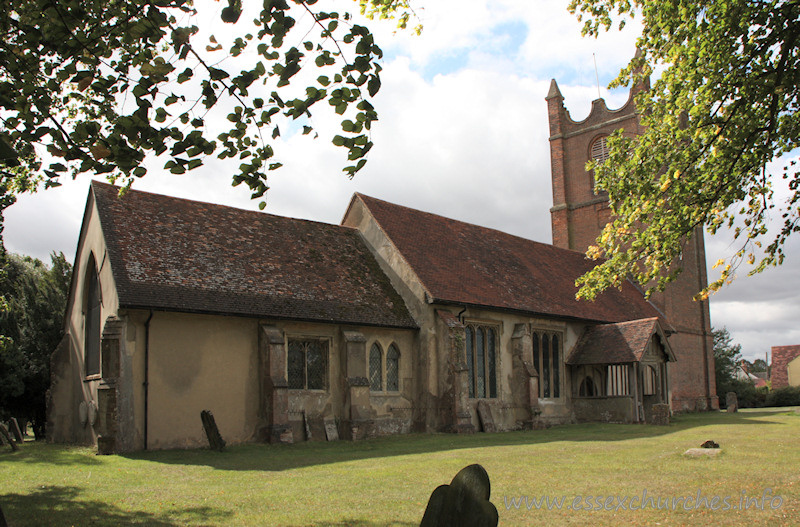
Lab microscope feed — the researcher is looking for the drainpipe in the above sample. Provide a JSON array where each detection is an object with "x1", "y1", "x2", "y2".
[{"x1": 143, "y1": 310, "x2": 154, "y2": 450}]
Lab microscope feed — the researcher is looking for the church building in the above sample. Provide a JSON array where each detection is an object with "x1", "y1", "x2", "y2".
[{"x1": 47, "y1": 80, "x2": 716, "y2": 452}]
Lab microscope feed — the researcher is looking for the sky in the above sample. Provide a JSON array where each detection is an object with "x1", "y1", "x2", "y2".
[{"x1": 4, "y1": 0, "x2": 798, "y2": 362}]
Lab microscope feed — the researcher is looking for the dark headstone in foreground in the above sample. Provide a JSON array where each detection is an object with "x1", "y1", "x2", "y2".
[
  {"x1": 200, "y1": 410, "x2": 226, "y2": 452},
  {"x1": 420, "y1": 464, "x2": 499, "y2": 527}
]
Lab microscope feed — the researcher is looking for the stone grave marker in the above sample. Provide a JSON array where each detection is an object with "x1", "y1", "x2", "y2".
[
  {"x1": 200, "y1": 410, "x2": 225, "y2": 452},
  {"x1": 8, "y1": 418, "x2": 23, "y2": 443},
  {"x1": 477, "y1": 401, "x2": 496, "y2": 433},
  {"x1": 324, "y1": 418, "x2": 339, "y2": 441}
]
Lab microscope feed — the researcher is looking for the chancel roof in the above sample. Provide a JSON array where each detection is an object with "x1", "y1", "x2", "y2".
[
  {"x1": 91, "y1": 182, "x2": 416, "y2": 329},
  {"x1": 566, "y1": 318, "x2": 675, "y2": 365},
  {"x1": 352, "y1": 193, "x2": 663, "y2": 324}
]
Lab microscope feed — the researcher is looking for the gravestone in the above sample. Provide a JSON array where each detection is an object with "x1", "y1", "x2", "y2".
[
  {"x1": 726, "y1": 392, "x2": 738, "y2": 413},
  {"x1": 8, "y1": 418, "x2": 23, "y2": 443},
  {"x1": 324, "y1": 418, "x2": 339, "y2": 441},
  {"x1": 303, "y1": 410, "x2": 312, "y2": 441},
  {"x1": 476, "y1": 401, "x2": 496, "y2": 433},
  {"x1": 309, "y1": 417, "x2": 327, "y2": 442},
  {"x1": 649, "y1": 403, "x2": 671, "y2": 425},
  {"x1": 0, "y1": 423, "x2": 17, "y2": 452},
  {"x1": 420, "y1": 464, "x2": 499, "y2": 527},
  {"x1": 200, "y1": 410, "x2": 225, "y2": 452}
]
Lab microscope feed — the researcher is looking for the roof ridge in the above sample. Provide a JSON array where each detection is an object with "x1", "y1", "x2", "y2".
[{"x1": 93, "y1": 181, "x2": 359, "y2": 232}]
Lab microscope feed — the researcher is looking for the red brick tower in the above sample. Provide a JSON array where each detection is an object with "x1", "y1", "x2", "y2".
[{"x1": 546, "y1": 77, "x2": 718, "y2": 411}]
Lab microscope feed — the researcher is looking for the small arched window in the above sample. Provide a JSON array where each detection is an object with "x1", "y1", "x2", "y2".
[
  {"x1": 369, "y1": 343, "x2": 383, "y2": 392},
  {"x1": 579, "y1": 376, "x2": 597, "y2": 397},
  {"x1": 386, "y1": 344, "x2": 400, "y2": 392},
  {"x1": 84, "y1": 256, "x2": 101, "y2": 376}
]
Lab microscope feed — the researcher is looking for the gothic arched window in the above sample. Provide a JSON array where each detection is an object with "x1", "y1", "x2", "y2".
[
  {"x1": 369, "y1": 343, "x2": 383, "y2": 392},
  {"x1": 386, "y1": 344, "x2": 400, "y2": 392},
  {"x1": 84, "y1": 255, "x2": 101, "y2": 376}
]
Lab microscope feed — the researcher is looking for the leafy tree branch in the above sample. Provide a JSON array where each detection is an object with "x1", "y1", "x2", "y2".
[
  {"x1": 570, "y1": 0, "x2": 800, "y2": 300},
  {"x1": 0, "y1": 0, "x2": 417, "y2": 214}
]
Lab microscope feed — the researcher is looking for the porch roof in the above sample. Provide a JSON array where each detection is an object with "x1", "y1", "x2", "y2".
[{"x1": 566, "y1": 318, "x2": 676, "y2": 365}]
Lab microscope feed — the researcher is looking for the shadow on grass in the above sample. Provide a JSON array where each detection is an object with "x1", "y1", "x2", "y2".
[
  {"x1": 298, "y1": 521, "x2": 416, "y2": 527},
  {"x1": 121, "y1": 410, "x2": 787, "y2": 473},
  {"x1": 0, "y1": 486, "x2": 231, "y2": 527},
  {"x1": 0, "y1": 443, "x2": 102, "y2": 466}
]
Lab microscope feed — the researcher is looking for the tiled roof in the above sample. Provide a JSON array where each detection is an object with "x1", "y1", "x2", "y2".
[
  {"x1": 91, "y1": 182, "x2": 417, "y2": 329},
  {"x1": 771, "y1": 345, "x2": 800, "y2": 389},
  {"x1": 354, "y1": 193, "x2": 663, "y2": 324},
  {"x1": 566, "y1": 318, "x2": 672, "y2": 364}
]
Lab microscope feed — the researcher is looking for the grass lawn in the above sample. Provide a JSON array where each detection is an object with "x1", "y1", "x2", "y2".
[{"x1": 1, "y1": 408, "x2": 798, "y2": 526}]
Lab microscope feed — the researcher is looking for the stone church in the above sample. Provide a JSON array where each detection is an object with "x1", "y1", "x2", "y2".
[{"x1": 47, "y1": 80, "x2": 716, "y2": 452}]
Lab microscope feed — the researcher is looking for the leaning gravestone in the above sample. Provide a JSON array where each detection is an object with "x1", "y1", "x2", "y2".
[
  {"x1": 302, "y1": 410, "x2": 312, "y2": 441},
  {"x1": 200, "y1": 410, "x2": 225, "y2": 452},
  {"x1": 726, "y1": 392, "x2": 738, "y2": 412},
  {"x1": 0, "y1": 423, "x2": 17, "y2": 452},
  {"x1": 476, "y1": 401, "x2": 496, "y2": 433},
  {"x1": 8, "y1": 418, "x2": 23, "y2": 443},
  {"x1": 324, "y1": 418, "x2": 339, "y2": 441}
]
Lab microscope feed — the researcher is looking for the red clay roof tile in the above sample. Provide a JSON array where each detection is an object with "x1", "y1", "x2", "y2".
[
  {"x1": 92, "y1": 182, "x2": 417, "y2": 328},
  {"x1": 355, "y1": 193, "x2": 663, "y2": 324}
]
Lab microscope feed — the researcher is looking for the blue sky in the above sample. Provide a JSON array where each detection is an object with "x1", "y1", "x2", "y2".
[{"x1": 4, "y1": 0, "x2": 798, "y2": 362}]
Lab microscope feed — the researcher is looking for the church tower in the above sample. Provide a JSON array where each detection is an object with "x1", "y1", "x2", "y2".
[{"x1": 546, "y1": 76, "x2": 718, "y2": 411}]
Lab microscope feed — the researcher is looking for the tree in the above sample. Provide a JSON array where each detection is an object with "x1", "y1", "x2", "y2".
[
  {"x1": 0, "y1": 0, "x2": 416, "y2": 216},
  {"x1": 750, "y1": 358, "x2": 768, "y2": 373},
  {"x1": 712, "y1": 326, "x2": 742, "y2": 396},
  {"x1": 0, "y1": 252, "x2": 72, "y2": 438},
  {"x1": 711, "y1": 326, "x2": 769, "y2": 407},
  {"x1": 569, "y1": 0, "x2": 800, "y2": 300}
]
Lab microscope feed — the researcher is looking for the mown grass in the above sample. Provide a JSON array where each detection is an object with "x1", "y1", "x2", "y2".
[{"x1": 1, "y1": 408, "x2": 798, "y2": 526}]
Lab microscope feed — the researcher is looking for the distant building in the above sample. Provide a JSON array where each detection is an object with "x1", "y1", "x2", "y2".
[{"x1": 771, "y1": 345, "x2": 800, "y2": 389}]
